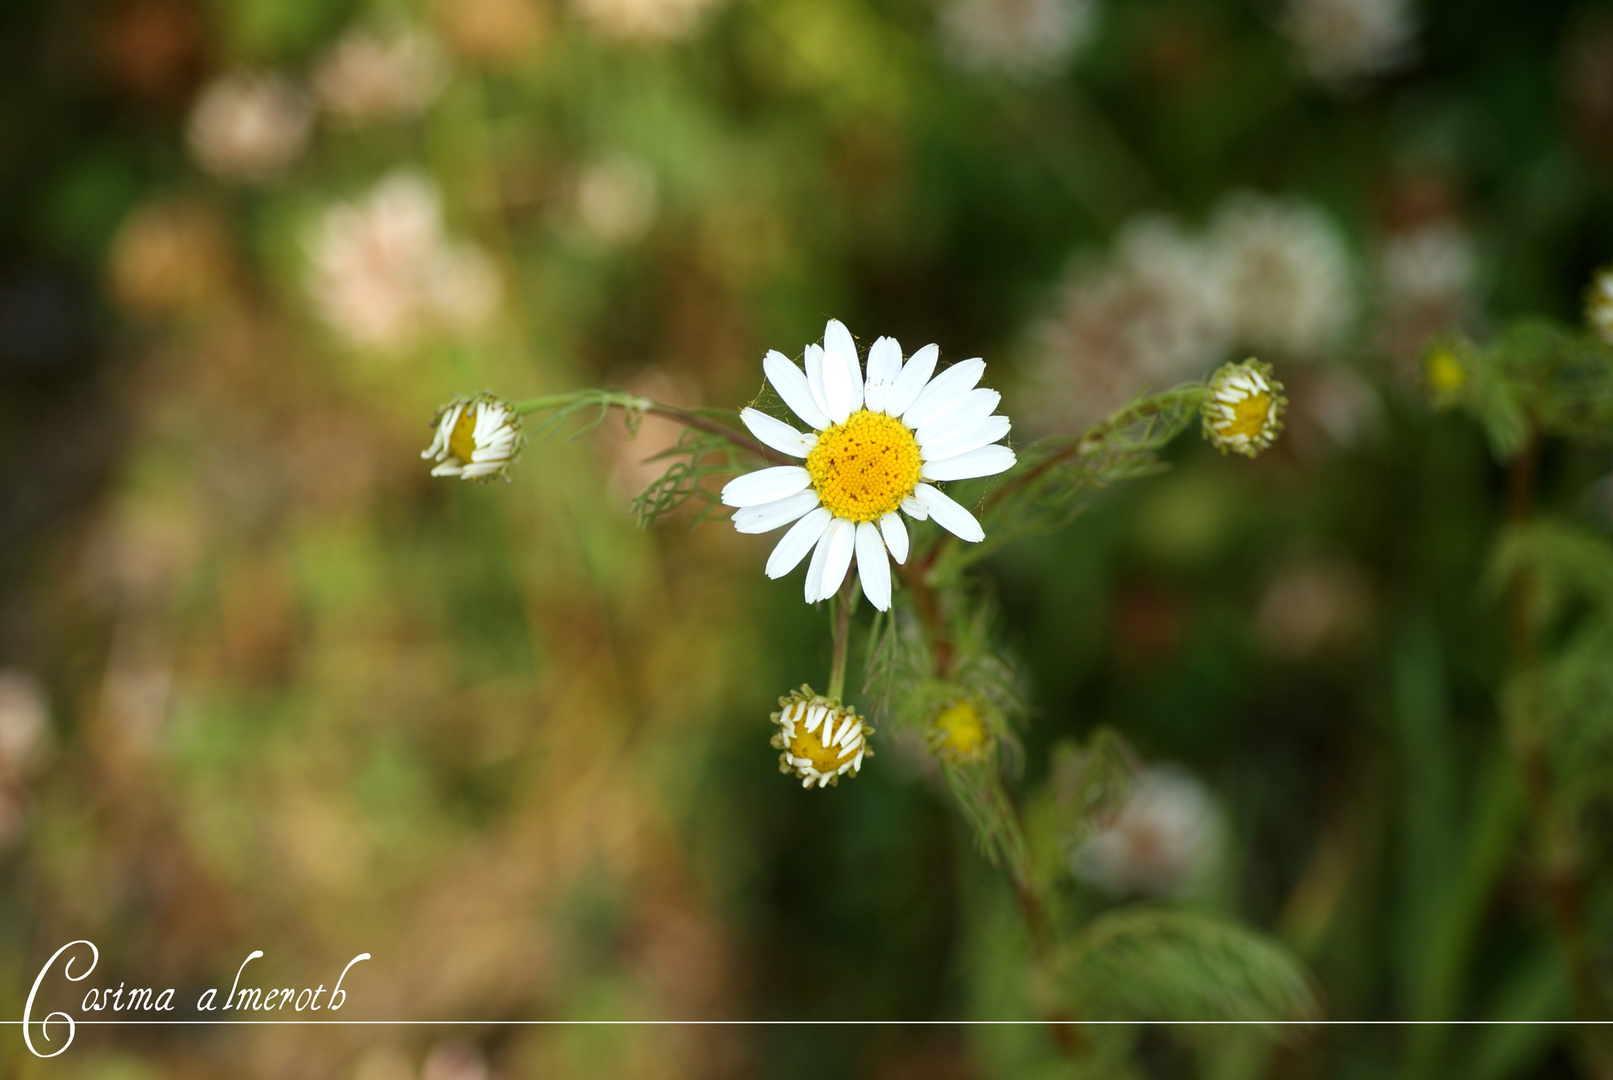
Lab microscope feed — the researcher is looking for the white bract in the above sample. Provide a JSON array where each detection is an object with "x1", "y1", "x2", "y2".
[{"x1": 721, "y1": 320, "x2": 1016, "y2": 611}]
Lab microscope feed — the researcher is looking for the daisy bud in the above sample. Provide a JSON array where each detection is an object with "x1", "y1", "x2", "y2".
[
  {"x1": 769, "y1": 687, "x2": 872, "y2": 789},
  {"x1": 1422, "y1": 344, "x2": 1467, "y2": 406},
  {"x1": 422, "y1": 393, "x2": 523, "y2": 482},
  {"x1": 1202, "y1": 359, "x2": 1286, "y2": 458},
  {"x1": 1586, "y1": 266, "x2": 1613, "y2": 346},
  {"x1": 925, "y1": 699, "x2": 993, "y2": 764}
]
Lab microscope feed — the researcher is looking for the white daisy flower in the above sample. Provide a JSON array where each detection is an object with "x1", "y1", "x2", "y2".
[
  {"x1": 721, "y1": 320, "x2": 1017, "y2": 611},
  {"x1": 771, "y1": 687, "x2": 873, "y2": 789},
  {"x1": 1202, "y1": 359, "x2": 1286, "y2": 457},
  {"x1": 423, "y1": 393, "x2": 523, "y2": 481}
]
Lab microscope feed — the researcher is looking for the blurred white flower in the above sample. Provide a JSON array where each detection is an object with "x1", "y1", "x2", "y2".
[
  {"x1": 1589, "y1": 267, "x2": 1613, "y2": 346},
  {"x1": 1375, "y1": 217, "x2": 1478, "y2": 363},
  {"x1": 422, "y1": 1041, "x2": 490, "y2": 1080},
  {"x1": 1279, "y1": 0, "x2": 1416, "y2": 90},
  {"x1": 571, "y1": 155, "x2": 659, "y2": 247},
  {"x1": 314, "y1": 23, "x2": 449, "y2": 120},
  {"x1": 0, "y1": 670, "x2": 49, "y2": 778},
  {"x1": 439, "y1": 0, "x2": 548, "y2": 65},
  {"x1": 1073, "y1": 765, "x2": 1221, "y2": 898},
  {"x1": 185, "y1": 72, "x2": 312, "y2": 184},
  {"x1": 1210, "y1": 193, "x2": 1355, "y2": 360},
  {"x1": 305, "y1": 173, "x2": 500, "y2": 351},
  {"x1": 940, "y1": 0, "x2": 1098, "y2": 80},
  {"x1": 1033, "y1": 215, "x2": 1230, "y2": 427},
  {"x1": 1380, "y1": 219, "x2": 1476, "y2": 311},
  {"x1": 1257, "y1": 556, "x2": 1372, "y2": 658},
  {"x1": 573, "y1": 0, "x2": 726, "y2": 41}
]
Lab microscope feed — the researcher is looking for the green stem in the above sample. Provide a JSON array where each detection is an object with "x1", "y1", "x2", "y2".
[
  {"x1": 1504, "y1": 431, "x2": 1613, "y2": 1077},
  {"x1": 826, "y1": 570, "x2": 856, "y2": 701},
  {"x1": 511, "y1": 391, "x2": 791, "y2": 465}
]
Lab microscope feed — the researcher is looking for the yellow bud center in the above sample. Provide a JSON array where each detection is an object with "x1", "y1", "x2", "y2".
[
  {"x1": 1217, "y1": 392, "x2": 1273, "y2": 442},
  {"x1": 805, "y1": 409, "x2": 923, "y2": 523},
  {"x1": 1425, "y1": 349, "x2": 1466, "y2": 395},
  {"x1": 933, "y1": 701, "x2": 986, "y2": 757},
  {"x1": 448, "y1": 405, "x2": 479, "y2": 462}
]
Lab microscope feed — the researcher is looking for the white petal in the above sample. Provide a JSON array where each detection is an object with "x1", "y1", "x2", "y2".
[
  {"x1": 900, "y1": 495, "x2": 928, "y2": 520},
  {"x1": 863, "y1": 336, "x2": 902, "y2": 414},
  {"x1": 720, "y1": 465, "x2": 810, "y2": 508},
  {"x1": 884, "y1": 343, "x2": 938, "y2": 418},
  {"x1": 820, "y1": 321, "x2": 862, "y2": 423},
  {"x1": 855, "y1": 521, "x2": 891, "y2": 611},
  {"x1": 879, "y1": 512, "x2": 908, "y2": 565},
  {"x1": 902, "y1": 358, "x2": 985, "y2": 430},
  {"x1": 764, "y1": 350, "x2": 831, "y2": 430},
  {"x1": 805, "y1": 345, "x2": 831, "y2": 419},
  {"x1": 824, "y1": 321, "x2": 863, "y2": 395},
  {"x1": 803, "y1": 521, "x2": 833, "y2": 602},
  {"x1": 817, "y1": 517, "x2": 857, "y2": 601},
  {"x1": 915, "y1": 388, "x2": 1001, "y2": 446},
  {"x1": 919, "y1": 414, "x2": 1012, "y2": 463},
  {"x1": 732, "y1": 489, "x2": 821, "y2": 534},
  {"x1": 921, "y1": 444, "x2": 1016, "y2": 482},
  {"x1": 740, "y1": 408, "x2": 817, "y2": 458},
  {"x1": 769, "y1": 507, "x2": 832, "y2": 578},
  {"x1": 913, "y1": 483, "x2": 984, "y2": 542}
]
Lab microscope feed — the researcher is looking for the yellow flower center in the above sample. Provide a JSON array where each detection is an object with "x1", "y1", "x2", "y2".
[
  {"x1": 1217, "y1": 392, "x2": 1273, "y2": 442},
  {"x1": 933, "y1": 701, "x2": 987, "y2": 757},
  {"x1": 448, "y1": 405, "x2": 480, "y2": 462},
  {"x1": 789, "y1": 709, "x2": 861, "y2": 773},
  {"x1": 1425, "y1": 348, "x2": 1466, "y2": 395},
  {"x1": 805, "y1": 409, "x2": 923, "y2": 523}
]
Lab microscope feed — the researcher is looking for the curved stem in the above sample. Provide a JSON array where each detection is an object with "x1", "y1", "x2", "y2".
[{"x1": 511, "y1": 391, "x2": 791, "y2": 465}]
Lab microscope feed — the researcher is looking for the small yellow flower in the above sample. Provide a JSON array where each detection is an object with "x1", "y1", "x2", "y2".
[
  {"x1": 1423, "y1": 345, "x2": 1467, "y2": 405},
  {"x1": 770, "y1": 686, "x2": 872, "y2": 789},
  {"x1": 927, "y1": 699, "x2": 992, "y2": 763},
  {"x1": 1202, "y1": 359, "x2": 1286, "y2": 457},
  {"x1": 422, "y1": 393, "x2": 523, "y2": 481},
  {"x1": 1586, "y1": 266, "x2": 1613, "y2": 346}
]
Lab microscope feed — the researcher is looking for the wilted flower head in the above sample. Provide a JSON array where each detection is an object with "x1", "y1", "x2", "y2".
[
  {"x1": 1279, "y1": 0, "x2": 1416, "y2": 90},
  {"x1": 314, "y1": 23, "x2": 449, "y2": 120},
  {"x1": 185, "y1": 71, "x2": 312, "y2": 184},
  {"x1": 1034, "y1": 215, "x2": 1230, "y2": 428},
  {"x1": 305, "y1": 172, "x2": 500, "y2": 351},
  {"x1": 1586, "y1": 267, "x2": 1613, "y2": 346},
  {"x1": 1203, "y1": 358, "x2": 1285, "y2": 457},
  {"x1": 940, "y1": 0, "x2": 1098, "y2": 81},
  {"x1": 423, "y1": 394, "x2": 523, "y2": 482},
  {"x1": 1210, "y1": 193, "x2": 1355, "y2": 360},
  {"x1": 1073, "y1": 764, "x2": 1221, "y2": 897},
  {"x1": 771, "y1": 687, "x2": 872, "y2": 789},
  {"x1": 573, "y1": 0, "x2": 727, "y2": 41}
]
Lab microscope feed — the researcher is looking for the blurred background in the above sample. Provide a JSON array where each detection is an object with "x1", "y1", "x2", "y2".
[{"x1": 1, "y1": 0, "x2": 1612, "y2": 1076}]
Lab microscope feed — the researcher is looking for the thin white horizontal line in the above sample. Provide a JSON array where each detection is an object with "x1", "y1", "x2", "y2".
[{"x1": 6, "y1": 1025, "x2": 1606, "y2": 1031}]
